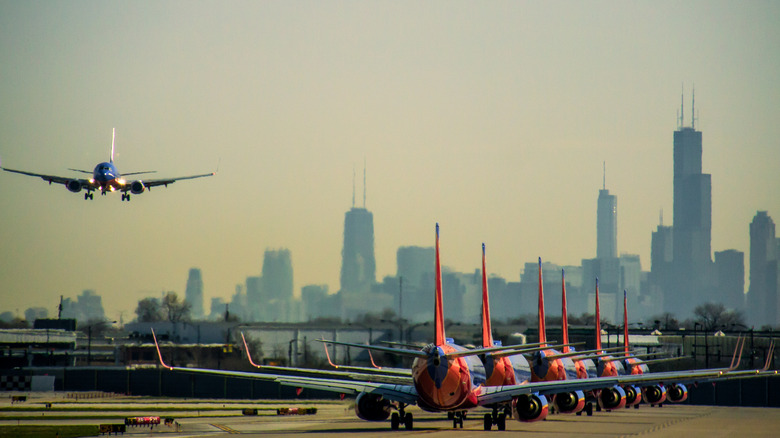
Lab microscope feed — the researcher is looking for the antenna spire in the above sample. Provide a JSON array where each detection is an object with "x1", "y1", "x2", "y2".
[
  {"x1": 660, "y1": 208, "x2": 663, "y2": 226},
  {"x1": 602, "y1": 161, "x2": 606, "y2": 190},
  {"x1": 363, "y1": 158, "x2": 366, "y2": 208},
  {"x1": 691, "y1": 85, "x2": 697, "y2": 130},
  {"x1": 680, "y1": 83, "x2": 684, "y2": 129},
  {"x1": 352, "y1": 166, "x2": 355, "y2": 208}
]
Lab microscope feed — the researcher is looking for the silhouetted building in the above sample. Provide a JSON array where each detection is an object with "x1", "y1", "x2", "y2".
[
  {"x1": 185, "y1": 268, "x2": 204, "y2": 320},
  {"x1": 302, "y1": 284, "x2": 340, "y2": 320},
  {"x1": 396, "y1": 246, "x2": 434, "y2": 321},
  {"x1": 61, "y1": 290, "x2": 106, "y2": 323},
  {"x1": 208, "y1": 297, "x2": 226, "y2": 321},
  {"x1": 340, "y1": 207, "x2": 376, "y2": 295},
  {"x1": 714, "y1": 250, "x2": 745, "y2": 312},
  {"x1": 24, "y1": 308, "x2": 48, "y2": 324},
  {"x1": 597, "y1": 185, "x2": 617, "y2": 259},
  {"x1": 747, "y1": 211, "x2": 777, "y2": 327},
  {"x1": 245, "y1": 277, "x2": 261, "y2": 321},
  {"x1": 669, "y1": 92, "x2": 713, "y2": 318},
  {"x1": 261, "y1": 248, "x2": 294, "y2": 322}
]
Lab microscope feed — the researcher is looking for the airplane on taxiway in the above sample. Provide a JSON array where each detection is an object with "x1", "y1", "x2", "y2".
[
  {"x1": 1, "y1": 128, "x2": 215, "y2": 201},
  {"x1": 151, "y1": 224, "x2": 776, "y2": 431},
  {"x1": 153, "y1": 224, "x2": 621, "y2": 431}
]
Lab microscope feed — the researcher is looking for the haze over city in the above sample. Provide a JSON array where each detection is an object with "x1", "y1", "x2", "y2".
[{"x1": 1, "y1": 1, "x2": 778, "y2": 322}]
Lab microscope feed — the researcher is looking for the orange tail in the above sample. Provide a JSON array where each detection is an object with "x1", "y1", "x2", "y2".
[
  {"x1": 481, "y1": 243, "x2": 493, "y2": 348},
  {"x1": 595, "y1": 278, "x2": 602, "y2": 351},
  {"x1": 623, "y1": 290, "x2": 629, "y2": 356},
  {"x1": 434, "y1": 223, "x2": 446, "y2": 346},
  {"x1": 561, "y1": 269, "x2": 569, "y2": 353},
  {"x1": 537, "y1": 257, "x2": 546, "y2": 344}
]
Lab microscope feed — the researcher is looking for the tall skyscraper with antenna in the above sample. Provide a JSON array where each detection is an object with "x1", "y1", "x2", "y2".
[
  {"x1": 339, "y1": 163, "x2": 376, "y2": 303},
  {"x1": 597, "y1": 162, "x2": 617, "y2": 259},
  {"x1": 668, "y1": 87, "x2": 713, "y2": 317}
]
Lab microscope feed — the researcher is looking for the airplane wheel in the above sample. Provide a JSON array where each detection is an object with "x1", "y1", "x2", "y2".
[
  {"x1": 403, "y1": 413, "x2": 413, "y2": 430},
  {"x1": 484, "y1": 414, "x2": 492, "y2": 431},
  {"x1": 390, "y1": 412, "x2": 399, "y2": 430},
  {"x1": 586, "y1": 402, "x2": 593, "y2": 416},
  {"x1": 447, "y1": 412, "x2": 454, "y2": 420},
  {"x1": 497, "y1": 414, "x2": 506, "y2": 431}
]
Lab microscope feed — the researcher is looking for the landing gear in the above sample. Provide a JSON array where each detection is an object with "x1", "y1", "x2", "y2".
[
  {"x1": 84, "y1": 192, "x2": 93, "y2": 200},
  {"x1": 121, "y1": 193, "x2": 130, "y2": 201},
  {"x1": 452, "y1": 411, "x2": 465, "y2": 429},
  {"x1": 483, "y1": 408, "x2": 507, "y2": 431},
  {"x1": 390, "y1": 405, "x2": 413, "y2": 430}
]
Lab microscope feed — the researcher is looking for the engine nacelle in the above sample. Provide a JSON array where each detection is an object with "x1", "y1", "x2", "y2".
[
  {"x1": 598, "y1": 385, "x2": 627, "y2": 410},
  {"x1": 130, "y1": 181, "x2": 146, "y2": 194},
  {"x1": 642, "y1": 384, "x2": 667, "y2": 405},
  {"x1": 66, "y1": 180, "x2": 82, "y2": 193},
  {"x1": 623, "y1": 385, "x2": 641, "y2": 407},
  {"x1": 512, "y1": 393, "x2": 549, "y2": 422},
  {"x1": 667, "y1": 384, "x2": 688, "y2": 403},
  {"x1": 354, "y1": 392, "x2": 392, "y2": 422},
  {"x1": 554, "y1": 390, "x2": 585, "y2": 414}
]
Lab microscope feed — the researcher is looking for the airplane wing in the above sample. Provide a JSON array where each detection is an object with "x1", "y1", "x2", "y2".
[
  {"x1": 274, "y1": 375, "x2": 419, "y2": 406},
  {"x1": 1, "y1": 166, "x2": 92, "y2": 188},
  {"x1": 476, "y1": 377, "x2": 620, "y2": 406},
  {"x1": 128, "y1": 172, "x2": 215, "y2": 190}
]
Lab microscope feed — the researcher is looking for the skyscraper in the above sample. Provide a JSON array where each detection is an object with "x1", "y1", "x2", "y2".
[
  {"x1": 669, "y1": 90, "x2": 713, "y2": 317},
  {"x1": 714, "y1": 249, "x2": 745, "y2": 312},
  {"x1": 597, "y1": 164, "x2": 617, "y2": 259},
  {"x1": 748, "y1": 211, "x2": 777, "y2": 327},
  {"x1": 339, "y1": 165, "x2": 376, "y2": 297},
  {"x1": 185, "y1": 268, "x2": 204, "y2": 320},
  {"x1": 261, "y1": 248, "x2": 294, "y2": 322}
]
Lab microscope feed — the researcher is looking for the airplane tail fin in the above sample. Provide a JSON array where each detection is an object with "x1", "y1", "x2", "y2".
[
  {"x1": 537, "y1": 257, "x2": 546, "y2": 344},
  {"x1": 623, "y1": 290, "x2": 629, "y2": 356},
  {"x1": 595, "y1": 278, "x2": 602, "y2": 351},
  {"x1": 561, "y1": 269, "x2": 569, "y2": 352},
  {"x1": 151, "y1": 329, "x2": 172, "y2": 370},
  {"x1": 481, "y1": 243, "x2": 493, "y2": 348},
  {"x1": 434, "y1": 223, "x2": 446, "y2": 346},
  {"x1": 110, "y1": 128, "x2": 116, "y2": 163}
]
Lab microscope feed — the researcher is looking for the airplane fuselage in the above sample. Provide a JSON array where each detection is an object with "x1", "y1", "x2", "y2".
[
  {"x1": 92, "y1": 161, "x2": 123, "y2": 193},
  {"x1": 412, "y1": 343, "x2": 485, "y2": 412}
]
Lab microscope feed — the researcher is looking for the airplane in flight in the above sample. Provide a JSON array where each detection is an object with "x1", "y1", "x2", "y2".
[
  {"x1": 153, "y1": 224, "x2": 621, "y2": 431},
  {"x1": 1, "y1": 128, "x2": 215, "y2": 201}
]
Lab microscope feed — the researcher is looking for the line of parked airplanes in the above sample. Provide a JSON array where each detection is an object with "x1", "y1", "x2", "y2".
[
  {"x1": 0, "y1": 129, "x2": 215, "y2": 201},
  {"x1": 152, "y1": 224, "x2": 777, "y2": 431}
]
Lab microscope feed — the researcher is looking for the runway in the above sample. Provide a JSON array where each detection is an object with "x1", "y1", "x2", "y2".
[{"x1": 1, "y1": 394, "x2": 779, "y2": 437}]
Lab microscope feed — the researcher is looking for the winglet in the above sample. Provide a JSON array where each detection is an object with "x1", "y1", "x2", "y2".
[
  {"x1": 322, "y1": 341, "x2": 340, "y2": 369},
  {"x1": 561, "y1": 269, "x2": 570, "y2": 353},
  {"x1": 761, "y1": 341, "x2": 774, "y2": 371},
  {"x1": 241, "y1": 332, "x2": 264, "y2": 368},
  {"x1": 434, "y1": 223, "x2": 446, "y2": 346},
  {"x1": 110, "y1": 128, "x2": 116, "y2": 163},
  {"x1": 151, "y1": 329, "x2": 173, "y2": 370},
  {"x1": 367, "y1": 350, "x2": 383, "y2": 369},
  {"x1": 623, "y1": 290, "x2": 629, "y2": 356},
  {"x1": 727, "y1": 335, "x2": 744, "y2": 371},
  {"x1": 481, "y1": 243, "x2": 493, "y2": 348},
  {"x1": 537, "y1": 257, "x2": 546, "y2": 344},
  {"x1": 595, "y1": 278, "x2": 602, "y2": 351}
]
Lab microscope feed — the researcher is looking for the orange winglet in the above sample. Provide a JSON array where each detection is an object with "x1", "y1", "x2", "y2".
[
  {"x1": 761, "y1": 341, "x2": 775, "y2": 371},
  {"x1": 241, "y1": 332, "x2": 263, "y2": 368},
  {"x1": 727, "y1": 335, "x2": 745, "y2": 371},
  {"x1": 367, "y1": 349, "x2": 382, "y2": 370},
  {"x1": 323, "y1": 342, "x2": 340, "y2": 369},
  {"x1": 151, "y1": 329, "x2": 173, "y2": 370}
]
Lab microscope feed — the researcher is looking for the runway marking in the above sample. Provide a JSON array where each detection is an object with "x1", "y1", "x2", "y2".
[{"x1": 210, "y1": 423, "x2": 240, "y2": 433}]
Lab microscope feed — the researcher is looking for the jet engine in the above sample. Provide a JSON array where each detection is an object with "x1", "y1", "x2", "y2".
[
  {"x1": 66, "y1": 180, "x2": 82, "y2": 193},
  {"x1": 354, "y1": 392, "x2": 392, "y2": 422},
  {"x1": 666, "y1": 384, "x2": 688, "y2": 403},
  {"x1": 554, "y1": 390, "x2": 585, "y2": 414},
  {"x1": 642, "y1": 384, "x2": 667, "y2": 405},
  {"x1": 623, "y1": 385, "x2": 641, "y2": 407},
  {"x1": 512, "y1": 393, "x2": 549, "y2": 422},
  {"x1": 598, "y1": 385, "x2": 627, "y2": 410},
  {"x1": 130, "y1": 181, "x2": 146, "y2": 194}
]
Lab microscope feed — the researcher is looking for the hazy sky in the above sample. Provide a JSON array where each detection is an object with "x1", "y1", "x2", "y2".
[{"x1": 1, "y1": 1, "x2": 778, "y2": 322}]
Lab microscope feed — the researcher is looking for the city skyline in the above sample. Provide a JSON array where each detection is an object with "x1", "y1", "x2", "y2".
[{"x1": 1, "y1": 2, "x2": 778, "y2": 320}]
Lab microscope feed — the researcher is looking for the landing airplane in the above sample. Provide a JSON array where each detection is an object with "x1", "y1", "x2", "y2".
[
  {"x1": 1, "y1": 128, "x2": 215, "y2": 201},
  {"x1": 154, "y1": 224, "x2": 621, "y2": 431}
]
